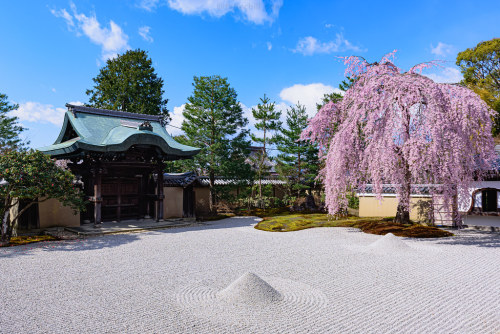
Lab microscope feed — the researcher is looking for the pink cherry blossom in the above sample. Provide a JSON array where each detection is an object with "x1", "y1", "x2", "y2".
[{"x1": 302, "y1": 52, "x2": 496, "y2": 220}]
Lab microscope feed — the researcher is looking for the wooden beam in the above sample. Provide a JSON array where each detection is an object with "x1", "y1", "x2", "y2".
[
  {"x1": 93, "y1": 167, "x2": 102, "y2": 227},
  {"x1": 156, "y1": 163, "x2": 164, "y2": 222}
]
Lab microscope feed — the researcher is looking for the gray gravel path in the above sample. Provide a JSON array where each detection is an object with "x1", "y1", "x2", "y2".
[{"x1": 1, "y1": 217, "x2": 499, "y2": 333}]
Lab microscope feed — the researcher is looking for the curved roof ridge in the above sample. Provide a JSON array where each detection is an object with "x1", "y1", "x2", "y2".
[
  {"x1": 38, "y1": 103, "x2": 200, "y2": 159},
  {"x1": 66, "y1": 104, "x2": 164, "y2": 123}
]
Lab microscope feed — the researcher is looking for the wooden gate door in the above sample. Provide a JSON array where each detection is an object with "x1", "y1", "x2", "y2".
[
  {"x1": 482, "y1": 189, "x2": 498, "y2": 212},
  {"x1": 183, "y1": 185, "x2": 195, "y2": 218},
  {"x1": 102, "y1": 176, "x2": 141, "y2": 221}
]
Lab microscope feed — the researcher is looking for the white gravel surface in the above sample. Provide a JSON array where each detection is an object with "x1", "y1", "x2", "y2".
[{"x1": 1, "y1": 216, "x2": 499, "y2": 333}]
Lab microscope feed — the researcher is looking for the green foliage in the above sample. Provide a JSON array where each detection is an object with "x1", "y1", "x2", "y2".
[
  {"x1": 316, "y1": 77, "x2": 355, "y2": 111},
  {"x1": 339, "y1": 76, "x2": 356, "y2": 92},
  {"x1": 0, "y1": 93, "x2": 25, "y2": 152},
  {"x1": 179, "y1": 75, "x2": 252, "y2": 210},
  {"x1": 316, "y1": 91, "x2": 343, "y2": 111},
  {"x1": 347, "y1": 193, "x2": 359, "y2": 209},
  {"x1": 165, "y1": 135, "x2": 197, "y2": 173},
  {"x1": 249, "y1": 94, "x2": 282, "y2": 207},
  {"x1": 86, "y1": 49, "x2": 169, "y2": 119},
  {"x1": 0, "y1": 150, "x2": 85, "y2": 244},
  {"x1": 251, "y1": 94, "x2": 282, "y2": 144},
  {"x1": 276, "y1": 103, "x2": 319, "y2": 197},
  {"x1": 456, "y1": 38, "x2": 500, "y2": 135}
]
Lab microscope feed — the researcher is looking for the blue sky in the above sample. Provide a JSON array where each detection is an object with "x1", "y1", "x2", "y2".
[{"x1": 1, "y1": 0, "x2": 499, "y2": 148}]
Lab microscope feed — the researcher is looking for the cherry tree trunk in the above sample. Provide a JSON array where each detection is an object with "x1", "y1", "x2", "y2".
[
  {"x1": 451, "y1": 192, "x2": 463, "y2": 229},
  {"x1": 395, "y1": 203, "x2": 410, "y2": 225},
  {"x1": 395, "y1": 163, "x2": 412, "y2": 225}
]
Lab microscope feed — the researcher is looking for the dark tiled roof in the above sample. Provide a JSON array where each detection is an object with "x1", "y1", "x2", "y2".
[
  {"x1": 358, "y1": 184, "x2": 435, "y2": 195},
  {"x1": 197, "y1": 176, "x2": 285, "y2": 186},
  {"x1": 66, "y1": 104, "x2": 164, "y2": 123},
  {"x1": 163, "y1": 173, "x2": 286, "y2": 187},
  {"x1": 163, "y1": 172, "x2": 198, "y2": 187}
]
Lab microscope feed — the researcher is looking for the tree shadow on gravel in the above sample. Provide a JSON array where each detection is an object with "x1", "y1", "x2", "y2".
[
  {"x1": 0, "y1": 217, "x2": 261, "y2": 258},
  {"x1": 146, "y1": 216, "x2": 262, "y2": 236},
  {"x1": 0, "y1": 233, "x2": 142, "y2": 258},
  {"x1": 432, "y1": 229, "x2": 500, "y2": 248}
]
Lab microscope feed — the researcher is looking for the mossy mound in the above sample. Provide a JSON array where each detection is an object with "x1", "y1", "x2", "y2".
[
  {"x1": 396, "y1": 225, "x2": 454, "y2": 238},
  {"x1": 255, "y1": 214, "x2": 453, "y2": 238},
  {"x1": 198, "y1": 213, "x2": 235, "y2": 222}
]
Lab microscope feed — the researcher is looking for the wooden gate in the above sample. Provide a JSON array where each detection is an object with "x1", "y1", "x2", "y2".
[{"x1": 101, "y1": 176, "x2": 142, "y2": 221}]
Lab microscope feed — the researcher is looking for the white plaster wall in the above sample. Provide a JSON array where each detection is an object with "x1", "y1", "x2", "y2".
[{"x1": 458, "y1": 181, "x2": 500, "y2": 212}]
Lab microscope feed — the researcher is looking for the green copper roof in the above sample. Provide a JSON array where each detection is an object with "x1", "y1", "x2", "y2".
[{"x1": 38, "y1": 104, "x2": 200, "y2": 159}]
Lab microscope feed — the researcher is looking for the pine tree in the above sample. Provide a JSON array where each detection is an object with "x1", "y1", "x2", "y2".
[
  {"x1": 316, "y1": 77, "x2": 355, "y2": 111},
  {"x1": 276, "y1": 103, "x2": 318, "y2": 198},
  {"x1": 181, "y1": 75, "x2": 251, "y2": 212},
  {"x1": 250, "y1": 94, "x2": 281, "y2": 207},
  {"x1": 316, "y1": 91, "x2": 343, "y2": 111},
  {"x1": 86, "y1": 49, "x2": 169, "y2": 120},
  {"x1": 0, "y1": 93, "x2": 25, "y2": 153}
]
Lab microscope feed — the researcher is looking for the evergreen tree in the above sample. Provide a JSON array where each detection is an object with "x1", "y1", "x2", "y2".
[
  {"x1": 250, "y1": 94, "x2": 281, "y2": 206},
  {"x1": 316, "y1": 77, "x2": 355, "y2": 111},
  {"x1": 316, "y1": 91, "x2": 343, "y2": 111},
  {"x1": 456, "y1": 38, "x2": 500, "y2": 135},
  {"x1": 0, "y1": 93, "x2": 25, "y2": 153},
  {"x1": 86, "y1": 49, "x2": 169, "y2": 120},
  {"x1": 181, "y1": 75, "x2": 251, "y2": 212},
  {"x1": 276, "y1": 103, "x2": 319, "y2": 198},
  {"x1": 339, "y1": 76, "x2": 356, "y2": 92}
]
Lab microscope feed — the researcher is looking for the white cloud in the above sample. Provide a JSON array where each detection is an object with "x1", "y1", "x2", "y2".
[
  {"x1": 11, "y1": 102, "x2": 66, "y2": 126},
  {"x1": 267, "y1": 41, "x2": 272, "y2": 51},
  {"x1": 424, "y1": 67, "x2": 463, "y2": 83},
  {"x1": 241, "y1": 103, "x2": 257, "y2": 128},
  {"x1": 50, "y1": 8, "x2": 75, "y2": 29},
  {"x1": 167, "y1": 104, "x2": 186, "y2": 136},
  {"x1": 68, "y1": 101, "x2": 85, "y2": 106},
  {"x1": 51, "y1": 3, "x2": 130, "y2": 60},
  {"x1": 293, "y1": 33, "x2": 362, "y2": 56},
  {"x1": 137, "y1": 0, "x2": 161, "y2": 11},
  {"x1": 51, "y1": 88, "x2": 57, "y2": 93},
  {"x1": 431, "y1": 42, "x2": 453, "y2": 57},
  {"x1": 139, "y1": 26, "x2": 154, "y2": 43},
  {"x1": 166, "y1": 0, "x2": 283, "y2": 24},
  {"x1": 11, "y1": 101, "x2": 84, "y2": 126},
  {"x1": 279, "y1": 83, "x2": 342, "y2": 118}
]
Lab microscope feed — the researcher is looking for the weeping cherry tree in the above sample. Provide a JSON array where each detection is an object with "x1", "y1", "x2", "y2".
[{"x1": 301, "y1": 51, "x2": 497, "y2": 225}]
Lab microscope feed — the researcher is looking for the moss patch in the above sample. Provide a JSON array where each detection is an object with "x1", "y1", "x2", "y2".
[
  {"x1": 0, "y1": 235, "x2": 59, "y2": 247},
  {"x1": 255, "y1": 214, "x2": 453, "y2": 238},
  {"x1": 236, "y1": 207, "x2": 325, "y2": 218},
  {"x1": 198, "y1": 213, "x2": 235, "y2": 222},
  {"x1": 236, "y1": 207, "x2": 291, "y2": 218}
]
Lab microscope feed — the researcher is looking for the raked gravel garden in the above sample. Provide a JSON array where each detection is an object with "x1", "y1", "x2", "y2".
[{"x1": 1, "y1": 216, "x2": 499, "y2": 333}]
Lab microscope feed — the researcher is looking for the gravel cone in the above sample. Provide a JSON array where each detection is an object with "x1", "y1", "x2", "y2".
[
  {"x1": 368, "y1": 233, "x2": 411, "y2": 252},
  {"x1": 218, "y1": 272, "x2": 282, "y2": 304}
]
